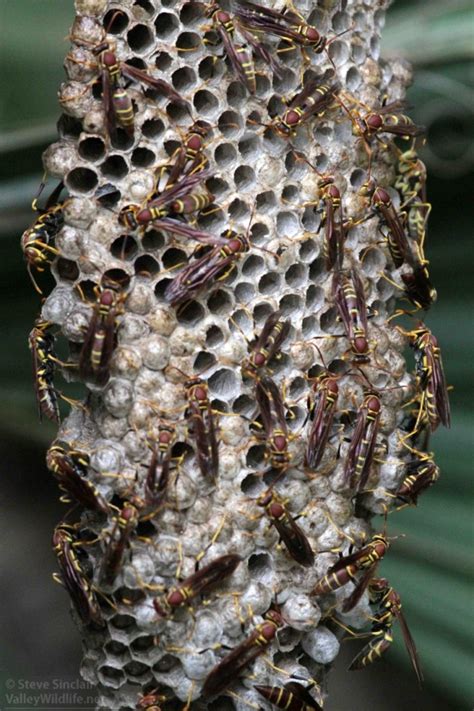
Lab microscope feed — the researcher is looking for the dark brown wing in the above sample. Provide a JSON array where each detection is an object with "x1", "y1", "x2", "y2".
[
  {"x1": 273, "y1": 514, "x2": 314, "y2": 566},
  {"x1": 121, "y1": 64, "x2": 190, "y2": 110},
  {"x1": 306, "y1": 387, "x2": 337, "y2": 469},
  {"x1": 333, "y1": 271, "x2": 353, "y2": 338},
  {"x1": 285, "y1": 681, "x2": 324, "y2": 710},
  {"x1": 101, "y1": 67, "x2": 117, "y2": 139},
  {"x1": 202, "y1": 628, "x2": 265, "y2": 697},
  {"x1": 181, "y1": 554, "x2": 241, "y2": 597},
  {"x1": 351, "y1": 268, "x2": 368, "y2": 332},
  {"x1": 255, "y1": 377, "x2": 274, "y2": 436},
  {"x1": 343, "y1": 408, "x2": 367, "y2": 484},
  {"x1": 342, "y1": 564, "x2": 377, "y2": 612},
  {"x1": 262, "y1": 375, "x2": 288, "y2": 433},
  {"x1": 355, "y1": 412, "x2": 380, "y2": 492},
  {"x1": 394, "y1": 607, "x2": 424, "y2": 685}
]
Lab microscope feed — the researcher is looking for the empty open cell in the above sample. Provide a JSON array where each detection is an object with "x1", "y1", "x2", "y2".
[
  {"x1": 256, "y1": 191, "x2": 276, "y2": 212},
  {"x1": 301, "y1": 315, "x2": 318, "y2": 338},
  {"x1": 206, "y1": 325, "x2": 224, "y2": 347},
  {"x1": 102, "y1": 268, "x2": 130, "y2": 289},
  {"x1": 234, "y1": 165, "x2": 255, "y2": 190},
  {"x1": 172, "y1": 66, "x2": 196, "y2": 91},
  {"x1": 199, "y1": 55, "x2": 221, "y2": 81},
  {"x1": 110, "y1": 128, "x2": 134, "y2": 152},
  {"x1": 193, "y1": 350, "x2": 217, "y2": 372},
  {"x1": 233, "y1": 394, "x2": 255, "y2": 417},
  {"x1": 227, "y1": 198, "x2": 248, "y2": 220},
  {"x1": 66, "y1": 167, "x2": 98, "y2": 193},
  {"x1": 206, "y1": 176, "x2": 229, "y2": 198},
  {"x1": 277, "y1": 211, "x2": 300, "y2": 237},
  {"x1": 176, "y1": 31, "x2": 201, "y2": 53},
  {"x1": 111, "y1": 235, "x2": 139, "y2": 261},
  {"x1": 238, "y1": 133, "x2": 260, "y2": 160},
  {"x1": 234, "y1": 281, "x2": 256, "y2": 303},
  {"x1": 226, "y1": 81, "x2": 246, "y2": 108},
  {"x1": 103, "y1": 9, "x2": 129, "y2": 34},
  {"x1": 176, "y1": 300, "x2": 206, "y2": 325},
  {"x1": 127, "y1": 23, "x2": 154, "y2": 52},
  {"x1": 214, "y1": 143, "x2": 237, "y2": 167},
  {"x1": 141, "y1": 118, "x2": 165, "y2": 139},
  {"x1": 155, "y1": 51, "x2": 172, "y2": 71},
  {"x1": 133, "y1": 0, "x2": 155, "y2": 16},
  {"x1": 57, "y1": 114, "x2": 82, "y2": 139},
  {"x1": 142, "y1": 229, "x2": 165, "y2": 251},
  {"x1": 258, "y1": 271, "x2": 281, "y2": 294},
  {"x1": 241, "y1": 254, "x2": 264, "y2": 277},
  {"x1": 309, "y1": 257, "x2": 325, "y2": 282},
  {"x1": 194, "y1": 89, "x2": 218, "y2": 115},
  {"x1": 78, "y1": 136, "x2": 105, "y2": 162},
  {"x1": 207, "y1": 289, "x2": 233, "y2": 315},
  {"x1": 101, "y1": 154, "x2": 128, "y2": 180},
  {"x1": 320, "y1": 307, "x2": 338, "y2": 332},
  {"x1": 305, "y1": 284, "x2": 324, "y2": 309},
  {"x1": 161, "y1": 247, "x2": 187, "y2": 269},
  {"x1": 285, "y1": 263, "x2": 307, "y2": 287},
  {"x1": 131, "y1": 146, "x2": 155, "y2": 167},
  {"x1": 251, "y1": 222, "x2": 269, "y2": 245},
  {"x1": 299, "y1": 239, "x2": 318, "y2": 262},
  {"x1": 134, "y1": 255, "x2": 159, "y2": 277},
  {"x1": 218, "y1": 110, "x2": 242, "y2": 136},
  {"x1": 154, "y1": 12, "x2": 179, "y2": 38},
  {"x1": 252, "y1": 301, "x2": 274, "y2": 323},
  {"x1": 279, "y1": 293, "x2": 302, "y2": 315}
]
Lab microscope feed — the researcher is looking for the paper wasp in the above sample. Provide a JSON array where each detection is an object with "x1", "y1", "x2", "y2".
[
  {"x1": 257, "y1": 490, "x2": 314, "y2": 567},
  {"x1": 311, "y1": 532, "x2": 390, "y2": 612},
  {"x1": 408, "y1": 323, "x2": 451, "y2": 431},
  {"x1": 21, "y1": 181, "x2": 64, "y2": 294},
  {"x1": 65, "y1": 21, "x2": 189, "y2": 140},
  {"x1": 205, "y1": 2, "x2": 281, "y2": 93},
  {"x1": 270, "y1": 79, "x2": 340, "y2": 138},
  {"x1": 333, "y1": 268, "x2": 370, "y2": 363},
  {"x1": 236, "y1": 1, "x2": 328, "y2": 55},
  {"x1": 184, "y1": 376, "x2": 220, "y2": 481},
  {"x1": 254, "y1": 375, "x2": 292, "y2": 470},
  {"x1": 342, "y1": 96, "x2": 425, "y2": 145},
  {"x1": 370, "y1": 185, "x2": 412, "y2": 269},
  {"x1": 344, "y1": 393, "x2": 381, "y2": 492},
  {"x1": 119, "y1": 162, "x2": 218, "y2": 248},
  {"x1": 138, "y1": 424, "x2": 176, "y2": 519},
  {"x1": 79, "y1": 283, "x2": 126, "y2": 387},
  {"x1": 255, "y1": 681, "x2": 323, "y2": 710},
  {"x1": 100, "y1": 502, "x2": 139, "y2": 585},
  {"x1": 47, "y1": 443, "x2": 109, "y2": 514},
  {"x1": 241, "y1": 309, "x2": 290, "y2": 379},
  {"x1": 394, "y1": 453, "x2": 440, "y2": 508},
  {"x1": 164, "y1": 231, "x2": 250, "y2": 306},
  {"x1": 153, "y1": 553, "x2": 241, "y2": 617},
  {"x1": 202, "y1": 608, "x2": 284, "y2": 697},
  {"x1": 305, "y1": 372, "x2": 339, "y2": 470},
  {"x1": 348, "y1": 577, "x2": 423, "y2": 685},
  {"x1": 53, "y1": 523, "x2": 104, "y2": 627},
  {"x1": 29, "y1": 319, "x2": 61, "y2": 424},
  {"x1": 136, "y1": 689, "x2": 167, "y2": 711},
  {"x1": 394, "y1": 148, "x2": 431, "y2": 244}
]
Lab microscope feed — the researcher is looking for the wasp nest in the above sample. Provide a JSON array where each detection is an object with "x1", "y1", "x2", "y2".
[{"x1": 23, "y1": 0, "x2": 449, "y2": 709}]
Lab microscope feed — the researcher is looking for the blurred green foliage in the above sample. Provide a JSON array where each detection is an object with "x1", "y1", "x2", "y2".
[{"x1": 0, "y1": 0, "x2": 472, "y2": 708}]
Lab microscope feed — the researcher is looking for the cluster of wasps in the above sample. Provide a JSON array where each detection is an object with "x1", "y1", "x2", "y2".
[{"x1": 21, "y1": 2, "x2": 451, "y2": 709}]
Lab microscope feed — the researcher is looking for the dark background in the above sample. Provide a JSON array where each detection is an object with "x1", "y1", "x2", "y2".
[{"x1": 0, "y1": 1, "x2": 472, "y2": 709}]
